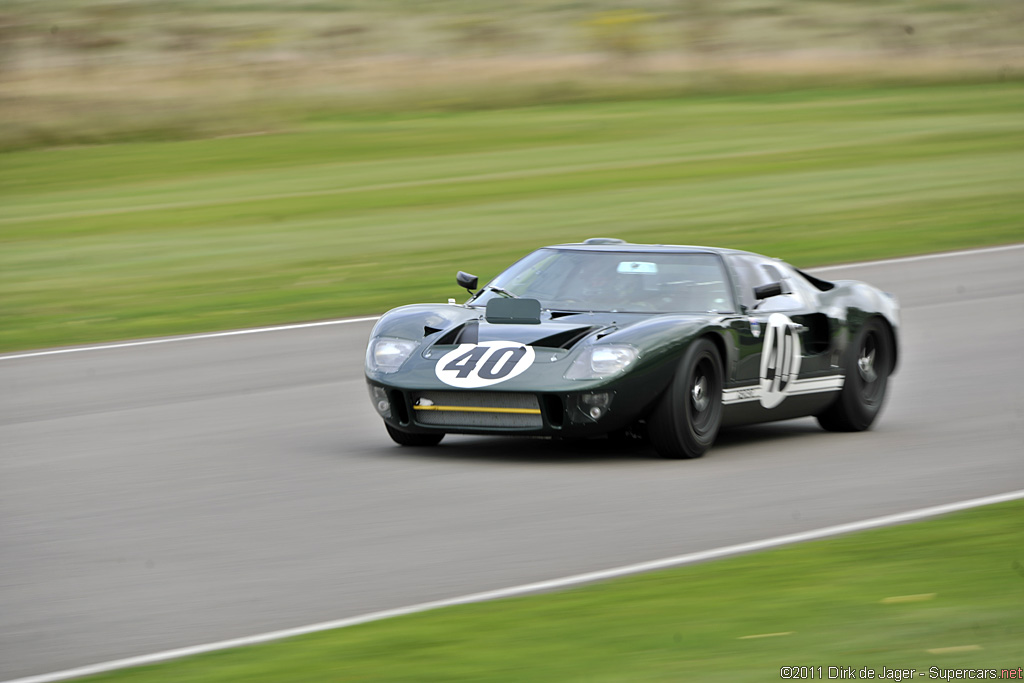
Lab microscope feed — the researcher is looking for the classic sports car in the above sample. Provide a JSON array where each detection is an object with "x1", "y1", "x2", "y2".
[{"x1": 365, "y1": 239, "x2": 899, "y2": 459}]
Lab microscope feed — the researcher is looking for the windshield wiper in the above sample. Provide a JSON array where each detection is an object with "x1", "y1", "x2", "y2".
[{"x1": 484, "y1": 285, "x2": 519, "y2": 299}]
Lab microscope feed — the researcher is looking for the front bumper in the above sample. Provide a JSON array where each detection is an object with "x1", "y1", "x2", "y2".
[{"x1": 366, "y1": 380, "x2": 643, "y2": 437}]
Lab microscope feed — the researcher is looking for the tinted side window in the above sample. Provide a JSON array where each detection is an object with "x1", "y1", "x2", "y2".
[
  {"x1": 776, "y1": 262, "x2": 819, "y2": 303},
  {"x1": 728, "y1": 255, "x2": 803, "y2": 312},
  {"x1": 762, "y1": 263, "x2": 784, "y2": 282},
  {"x1": 728, "y1": 255, "x2": 778, "y2": 310}
]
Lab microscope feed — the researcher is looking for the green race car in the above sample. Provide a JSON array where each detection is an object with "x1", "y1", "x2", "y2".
[{"x1": 365, "y1": 238, "x2": 899, "y2": 459}]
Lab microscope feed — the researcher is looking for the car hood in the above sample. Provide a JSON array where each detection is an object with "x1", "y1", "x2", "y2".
[
  {"x1": 367, "y1": 303, "x2": 718, "y2": 391},
  {"x1": 370, "y1": 303, "x2": 714, "y2": 348}
]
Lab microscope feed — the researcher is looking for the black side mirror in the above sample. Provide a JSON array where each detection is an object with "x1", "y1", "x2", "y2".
[
  {"x1": 456, "y1": 271, "x2": 478, "y2": 293},
  {"x1": 753, "y1": 281, "x2": 784, "y2": 300}
]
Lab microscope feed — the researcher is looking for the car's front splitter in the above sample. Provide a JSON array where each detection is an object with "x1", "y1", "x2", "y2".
[{"x1": 365, "y1": 376, "x2": 660, "y2": 438}]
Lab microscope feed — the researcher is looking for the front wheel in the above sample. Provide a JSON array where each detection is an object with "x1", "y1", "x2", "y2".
[
  {"x1": 817, "y1": 318, "x2": 893, "y2": 432},
  {"x1": 385, "y1": 424, "x2": 444, "y2": 447},
  {"x1": 648, "y1": 338, "x2": 723, "y2": 459}
]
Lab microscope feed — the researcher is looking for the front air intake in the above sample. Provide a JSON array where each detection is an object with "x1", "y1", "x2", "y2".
[{"x1": 412, "y1": 391, "x2": 543, "y2": 429}]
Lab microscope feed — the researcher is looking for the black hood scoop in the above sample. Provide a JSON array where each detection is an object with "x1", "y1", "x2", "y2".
[
  {"x1": 549, "y1": 310, "x2": 581, "y2": 320},
  {"x1": 529, "y1": 326, "x2": 595, "y2": 349},
  {"x1": 432, "y1": 320, "x2": 599, "y2": 350}
]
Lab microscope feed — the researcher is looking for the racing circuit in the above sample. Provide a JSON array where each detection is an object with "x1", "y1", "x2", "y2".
[{"x1": 1, "y1": 245, "x2": 1022, "y2": 680}]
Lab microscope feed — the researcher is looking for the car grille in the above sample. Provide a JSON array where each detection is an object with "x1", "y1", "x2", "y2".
[{"x1": 412, "y1": 391, "x2": 543, "y2": 429}]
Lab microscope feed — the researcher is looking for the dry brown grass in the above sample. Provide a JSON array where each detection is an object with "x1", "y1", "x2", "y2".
[{"x1": 1, "y1": 0, "x2": 1021, "y2": 151}]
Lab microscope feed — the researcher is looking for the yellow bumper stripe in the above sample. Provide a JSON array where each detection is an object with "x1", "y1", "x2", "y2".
[{"x1": 413, "y1": 405, "x2": 541, "y2": 415}]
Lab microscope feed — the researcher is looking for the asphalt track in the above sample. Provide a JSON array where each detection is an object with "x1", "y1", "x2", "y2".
[{"x1": 1, "y1": 247, "x2": 1022, "y2": 680}]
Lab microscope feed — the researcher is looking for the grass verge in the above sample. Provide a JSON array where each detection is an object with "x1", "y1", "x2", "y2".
[
  {"x1": 81, "y1": 498, "x2": 1024, "y2": 681},
  {"x1": 2, "y1": 82, "x2": 1023, "y2": 352}
]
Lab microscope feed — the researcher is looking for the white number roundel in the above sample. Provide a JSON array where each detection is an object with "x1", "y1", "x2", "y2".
[
  {"x1": 759, "y1": 313, "x2": 802, "y2": 409},
  {"x1": 435, "y1": 341, "x2": 535, "y2": 388}
]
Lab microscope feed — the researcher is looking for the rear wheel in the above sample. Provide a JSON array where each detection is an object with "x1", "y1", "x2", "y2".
[
  {"x1": 817, "y1": 318, "x2": 893, "y2": 432},
  {"x1": 385, "y1": 424, "x2": 444, "y2": 447},
  {"x1": 648, "y1": 339, "x2": 723, "y2": 459}
]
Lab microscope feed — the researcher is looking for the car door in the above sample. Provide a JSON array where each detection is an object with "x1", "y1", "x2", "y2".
[{"x1": 722, "y1": 255, "x2": 841, "y2": 423}]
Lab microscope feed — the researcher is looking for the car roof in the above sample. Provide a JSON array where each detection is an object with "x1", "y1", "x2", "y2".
[{"x1": 547, "y1": 239, "x2": 757, "y2": 257}]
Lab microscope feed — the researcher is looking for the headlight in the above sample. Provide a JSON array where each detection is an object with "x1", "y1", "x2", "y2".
[
  {"x1": 367, "y1": 337, "x2": 417, "y2": 373},
  {"x1": 565, "y1": 345, "x2": 639, "y2": 380}
]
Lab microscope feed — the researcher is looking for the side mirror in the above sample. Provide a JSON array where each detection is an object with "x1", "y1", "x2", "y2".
[
  {"x1": 753, "y1": 281, "x2": 784, "y2": 300},
  {"x1": 456, "y1": 271, "x2": 478, "y2": 293}
]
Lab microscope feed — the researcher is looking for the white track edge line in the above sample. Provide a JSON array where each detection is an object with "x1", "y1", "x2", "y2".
[
  {"x1": 6, "y1": 488, "x2": 1024, "y2": 683},
  {"x1": 0, "y1": 317, "x2": 381, "y2": 361},
  {"x1": 1, "y1": 243, "x2": 1020, "y2": 362},
  {"x1": 809, "y1": 242, "x2": 1023, "y2": 272}
]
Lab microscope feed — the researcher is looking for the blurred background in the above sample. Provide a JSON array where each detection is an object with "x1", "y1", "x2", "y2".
[
  {"x1": 1, "y1": 0, "x2": 1022, "y2": 351},
  {"x1": 2, "y1": 4, "x2": 1023, "y2": 680},
  {"x1": 2, "y1": 0, "x2": 1022, "y2": 149}
]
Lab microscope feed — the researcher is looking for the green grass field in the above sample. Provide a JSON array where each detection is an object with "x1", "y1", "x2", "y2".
[
  {"x1": 80, "y1": 498, "x2": 1024, "y2": 682},
  {"x1": 2, "y1": 82, "x2": 1023, "y2": 352}
]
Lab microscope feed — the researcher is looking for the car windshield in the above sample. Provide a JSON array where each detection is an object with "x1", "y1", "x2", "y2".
[{"x1": 471, "y1": 249, "x2": 734, "y2": 314}]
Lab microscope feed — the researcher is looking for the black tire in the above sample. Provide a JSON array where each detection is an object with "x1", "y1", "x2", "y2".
[
  {"x1": 648, "y1": 338, "x2": 723, "y2": 459},
  {"x1": 385, "y1": 424, "x2": 444, "y2": 447},
  {"x1": 817, "y1": 318, "x2": 893, "y2": 432}
]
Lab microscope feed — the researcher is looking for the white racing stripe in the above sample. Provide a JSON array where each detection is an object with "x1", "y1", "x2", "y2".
[
  {"x1": 786, "y1": 376, "x2": 845, "y2": 395},
  {"x1": 0, "y1": 243, "x2": 1019, "y2": 363},
  {"x1": 5, "y1": 488, "x2": 1024, "y2": 683},
  {"x1": 722, "y1": 376, "x2": 845, "y2": 405},
  {"x1": 721, "y1": 388, "x2": 758, "y2": 404}
]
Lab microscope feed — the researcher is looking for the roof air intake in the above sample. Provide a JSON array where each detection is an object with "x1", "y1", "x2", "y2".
[{"x1": 583, "y1": 237, "x2": 626, "y2": 245}]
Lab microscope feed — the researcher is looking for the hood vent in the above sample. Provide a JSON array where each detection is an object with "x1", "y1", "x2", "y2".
[
  {"x1": 432, "y1": 321, "x2": 596, "y2": 350},
  {"x1": 435, "y1": 321, "x2": 478, "y2": 345},
  {"x1": 549, "y1": 310, "x2": 581, "y2": 320},
  {"x1": 530, "y1": 327, "x2": 596, "y2": 349}
]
